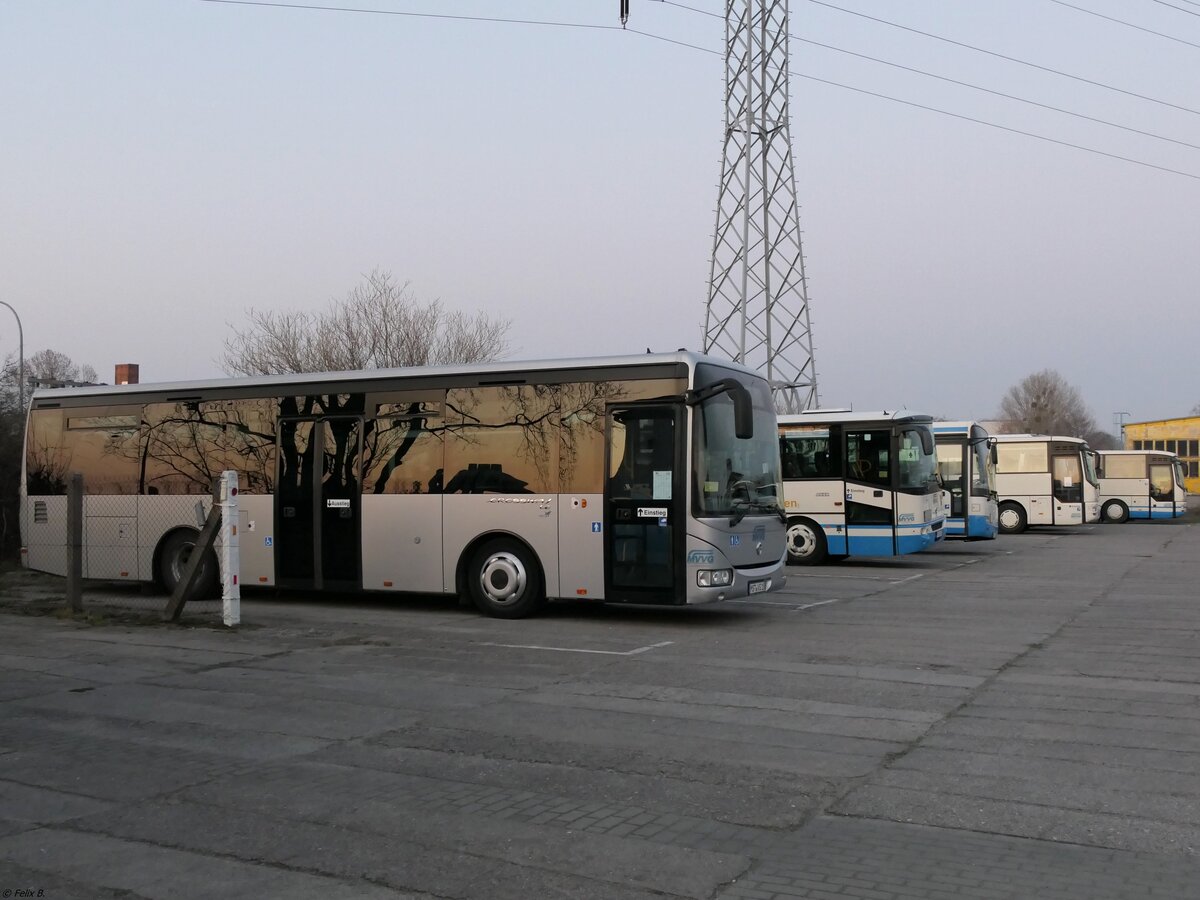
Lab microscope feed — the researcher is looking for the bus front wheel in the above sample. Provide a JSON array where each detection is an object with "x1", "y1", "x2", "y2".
[
  {"x1": 466, "y1": 539, "x2": 545, "y2": 619},
  {"x1": 786, "y1": 518, "x2": 828, "y2": 565},
  {"x1": 157, "y1": 529, "x2": 218, "y2": 601},
  {"x1": 998, "y1": 502, "x2": 1027, "y2": 535},
  {"x1": 1102, "y1": 500, "x2": 1129, "y2": 524}
]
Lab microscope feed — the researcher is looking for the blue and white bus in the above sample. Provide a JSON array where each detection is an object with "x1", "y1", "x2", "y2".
[
  {"x1": 778, "y1": 411, "x2": 945, "y2": 564},
  {"x1": 933, "y1": 421, "x2": 998, "y2": 539},
  {"x1": 1095, "y1": 450, "x2": 1188, "y2": 522}
]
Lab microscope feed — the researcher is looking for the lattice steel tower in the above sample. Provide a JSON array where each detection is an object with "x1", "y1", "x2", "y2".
[{"x1": 703, "y1": 0, "x2": 818, "y2": 413}]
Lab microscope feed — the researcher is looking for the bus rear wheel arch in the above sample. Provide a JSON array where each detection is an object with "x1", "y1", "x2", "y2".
[
  {"x1": 1102, "y1": 500, "x2": 1129, "y2": 524},
  {"x1": 462, "y1": 536, "x2": 546, "y2": 619},
  {"x1": 155, "y1": 528, "x2": 219, "y2": 601},
  {"x1": 785, "y1": 517, "x2": 828, "y2": 565},
  {"x1": 997, "y1": 502, "x2": 1028, "y2": 535}
]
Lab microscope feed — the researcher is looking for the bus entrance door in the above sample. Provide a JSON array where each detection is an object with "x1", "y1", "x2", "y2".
[
  {"x1": 1149, "y1": 460, "x2": 1176, "y2": 518},
  {"x1": 604, "y1": 404, "x2": 684, "y2": 604},
  {"x1": 275, "y1": 417, "x2": 363, "y2": 591}
]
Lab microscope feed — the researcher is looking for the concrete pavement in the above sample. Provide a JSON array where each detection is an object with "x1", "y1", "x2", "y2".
[{"x1": 1, "y1": 519, "x2": 1197, "y2": 898}]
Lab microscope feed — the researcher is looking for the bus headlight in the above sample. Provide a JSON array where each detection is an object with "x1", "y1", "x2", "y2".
[{"x1": 697, "y1": 569, "x2": 733, "y2": 587}]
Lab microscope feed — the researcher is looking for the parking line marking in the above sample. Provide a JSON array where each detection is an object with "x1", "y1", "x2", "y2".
[{"x1": 480, "y1": 640, "x2": 674, "y2": 656}]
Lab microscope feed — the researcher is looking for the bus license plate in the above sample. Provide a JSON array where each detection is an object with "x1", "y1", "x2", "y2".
[{"x1": 748, "y1": 579, "x2": 768, "y2": 595}]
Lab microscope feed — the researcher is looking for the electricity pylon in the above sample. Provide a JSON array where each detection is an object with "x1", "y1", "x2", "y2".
[{"x1": 703, "y1": 0, "x2": 818, "y2": 413}]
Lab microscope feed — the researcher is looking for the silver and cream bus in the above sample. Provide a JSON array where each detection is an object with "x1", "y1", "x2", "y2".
[
  {"x1": 777, "y1": 410, "x2": 944, "y2": 564},
  {"x1": 993, "y1": 433, "x2": 1100, "y2": 534},
  {"x1": 1095, "y1": 450, "x2": 1188, "y2": 522},
  {"x1": 933, "y1": 421, "x2": 998, "y2": 539},
  {"x1": 20, "y1": 352, "x2": 787, "y2": 618}
]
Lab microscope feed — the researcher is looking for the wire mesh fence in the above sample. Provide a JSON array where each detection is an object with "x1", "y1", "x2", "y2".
[{"x1": 13, "y1": 472, "x2": 234, "y2": 623}]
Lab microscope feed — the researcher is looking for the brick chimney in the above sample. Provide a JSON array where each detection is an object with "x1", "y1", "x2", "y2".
[{"x1": 115, "y1": 363, "x2": 139, "y2": 385}]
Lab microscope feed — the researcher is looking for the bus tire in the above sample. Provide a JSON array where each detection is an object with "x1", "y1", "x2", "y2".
[
  {"x1": 157, "y1": 529, "x2": 219, "y2": 601},
  {"x1": 786, "y1": 517, "x2": 828, "y2": 565},
  {"x1": 997, "y1": 502, "x2": 1027, "y2": 535},
  {"x1": 466, "y1": 538, "x2": 545, "y2": 619},
  {"x1": 1102, "y1": 500, "x2": 1129, "y2": 524}
]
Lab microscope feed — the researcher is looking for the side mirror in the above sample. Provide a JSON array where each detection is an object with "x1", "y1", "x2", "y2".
[
  {"x1": 919, "y1": 428, "x2": 934, "y2": 456},
  {"x1": 730, "y1": 383, "x2": 753, "y2": 439},
  {"x1": 685, "y1": 378, "x2": 754, "y2": 439}
]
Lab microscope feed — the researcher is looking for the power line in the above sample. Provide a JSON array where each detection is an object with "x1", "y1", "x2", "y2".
[
  {"x1": 1048, "y1": 0, "x2": 1200, "y2": 48},
  {"x1": 200, "y1": 0, "x2": 1200, "y2": 181},
  {"x1": 806, "y1": 0, "x2": 1200, "y2": 117},
  {"x1": 792, "y1": 72, "x2": 1200, "y2": 181},
  {"x1": 658, "y1": 1, "x2": 1200, "y2": 152},
  {"x1": 1149, "y1": 0, "x2": 1200, "y2": 18},
  {"x1": 200, "y1": 0, "x2": 623, "y2": 31}
]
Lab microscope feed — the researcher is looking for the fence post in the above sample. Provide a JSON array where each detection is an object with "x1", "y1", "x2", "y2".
[
  {"x1": 218, "y1": 470, "x2": 240, "y2": 627},
  {"x1": 66, "y1": 472, "x2": 83, "y2": 613}
]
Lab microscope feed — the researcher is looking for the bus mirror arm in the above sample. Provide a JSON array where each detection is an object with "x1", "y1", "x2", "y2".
[{"x1": 684, "y1": 379, "x2": 754, "y2": 439}]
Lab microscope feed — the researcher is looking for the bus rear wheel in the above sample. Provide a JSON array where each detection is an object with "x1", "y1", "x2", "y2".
[
  {"x1": 467, "y1": 539, "x2": 545, "y2": 619},
  {"x1": 157, "y1": 529, "x2": 218, "y2": 601},
  {"x1": 786, "y1": 518, "x2": 828, "y2": 565},
  {"x1": 1102, "y1": 500, "x2": 1129, "y2": 524},
  {"x1": 998, "y1": 502, "x2": 1027, "y2": 535}
]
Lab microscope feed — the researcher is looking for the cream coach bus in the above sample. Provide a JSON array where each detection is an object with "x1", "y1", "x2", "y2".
[
  {"x1": 1095, "y1": 450, "x2": 1188, "y2": 522},
  {"x1": 993, "y1": 434, "x2": 1100, "y2": 534},
  {"x1": 20, "y1": 352, "x2": 788, "y2": 618}
]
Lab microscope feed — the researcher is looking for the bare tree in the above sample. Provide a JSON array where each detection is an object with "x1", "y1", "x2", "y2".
[
  {"x1": 1084, "y1": 430, "x2": 1120, "y2": 450},
  {"x1": 1, "y1": 349, "x2": 97, "y2": 559},
  {"x1": 24, "y1": 349, "x2": 98, "y2": 386},
  {"x1": 998, "y1": 369, "x2": 1096, "y2": 437},
  {"x1": 221, "y1": 270, "x2": 511, "y2": 376}
]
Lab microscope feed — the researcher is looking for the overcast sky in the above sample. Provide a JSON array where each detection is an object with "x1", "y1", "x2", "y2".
[{"x1": 2, "y1": 0, "x2": 1197, "y2": 428}]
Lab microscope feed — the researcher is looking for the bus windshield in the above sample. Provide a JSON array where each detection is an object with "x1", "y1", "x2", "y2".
[
  {"x1": 971, "y1": 438, "x2": 994, "y2": 496},
  {"x1": 692, "y1": 367, "x2": 782, "y2": 518},
  {"x1": 897, "y1": 426, "x2": 938, "y2": 491},
  {"x1": 1175, "y1": 459, "x2": 1187, "y2": 493},
  {"x1": 1082, "y1": 450, "x2": 1100, "y2": 487}
]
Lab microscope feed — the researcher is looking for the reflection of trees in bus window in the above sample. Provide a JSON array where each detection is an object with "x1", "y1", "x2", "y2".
[
  {"x1": 362, "y1": 417, "x2": 444, "y2": 494},
  {"x1": 446, "y1": 385, "x2": 558, "y2": 493},
  {"x1": 141, "y1": 399, "x2": 277, "y2": 495},
  {"x1": 48, "y1": 408, "x2": 142, "y2": 495},
  {"x1": 26, "y1": 409, "x2": 69, "y2": 495}
]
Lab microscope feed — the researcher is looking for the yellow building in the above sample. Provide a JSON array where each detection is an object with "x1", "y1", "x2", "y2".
[{"x1": 1124, "y1": 416, "x2": 1200, "y2": 492}]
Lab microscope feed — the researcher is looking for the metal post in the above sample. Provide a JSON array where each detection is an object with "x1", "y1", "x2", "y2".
[
  {"x1": 66, "y1": 473, "x2": 83, "y2": 613},
  {"x1": 0, "y1": 300, "x2": 23, "y2": 414},
  {"x1": 218, "y1": 470, "x2": 241, "y2": 627}
]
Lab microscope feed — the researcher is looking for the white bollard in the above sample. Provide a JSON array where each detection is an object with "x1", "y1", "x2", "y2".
[{"x1": 219, "y1": 470, "x2": 241, "y2": 627}]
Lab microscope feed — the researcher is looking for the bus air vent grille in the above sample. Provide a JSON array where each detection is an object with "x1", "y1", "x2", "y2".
[{"x1": 34, "y1": 501, "x2": 48, "y2": 524}]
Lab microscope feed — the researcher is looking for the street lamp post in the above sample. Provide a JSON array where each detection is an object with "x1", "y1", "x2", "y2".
[{"x1": 0, "y1": 300, "x2": 24, "y2": 414}]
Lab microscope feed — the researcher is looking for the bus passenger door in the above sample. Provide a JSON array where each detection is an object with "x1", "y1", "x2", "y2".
[
  {"x1": 275, "y1": 417, "x2": 363, "y2": 591},
  {"x1": 605, "y1": 404, "x2": 684, "y2": 604},
  {"x1": 845, "y1": 429, "x2": 896, "y2": 555},
  {"x1": 1051, "y1": 454, "x2": 1083, "y2": 524},
  {"x1": 1149, "y1": 461, "x2": 1175, "y2": 518}
]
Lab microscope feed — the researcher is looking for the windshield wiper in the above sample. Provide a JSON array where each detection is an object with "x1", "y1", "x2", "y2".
[{"x1": 729, "y1": 499, "x2": 786, "y2": 527}]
